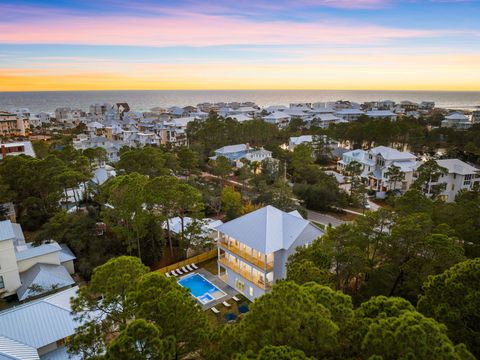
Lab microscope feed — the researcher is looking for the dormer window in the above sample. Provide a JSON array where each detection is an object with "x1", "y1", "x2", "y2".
[{"x1": 376, "y1": 155, "x2": 385, "y2": 167}]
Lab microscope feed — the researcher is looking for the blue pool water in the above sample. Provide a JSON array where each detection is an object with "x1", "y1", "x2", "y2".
[{"x1": 178, "y1": 273, "x2": 222, "y2": 304}]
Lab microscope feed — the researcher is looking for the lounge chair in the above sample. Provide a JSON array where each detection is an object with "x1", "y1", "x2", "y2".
[
  {"x1": 186, "y1": 264, "x2": 194, "y2": 271},
  {"x1": 170, "y1": 270, "x2": 178, "y2": 276},
  {"x1": 211, "y1": 306, "x2": 220, "y2": 314},
  {"x1": 165, "y1": 272, "x2": 171, "y2": 277},
  {"x1": 176, "y1": 268, "x2": 184, "y2": 275},
  {"x1": 232, "y1": 296, "x2": 240, "y2": 302},
  {"x1": 222, "y1": 301, "x2": 231, "y2": 308},
  {"x1": 181, "y1": 266, "x2": 189, "y2": 273},
  {"x1": 191, "y1": 263, "x2": 199, "y2": 269}
]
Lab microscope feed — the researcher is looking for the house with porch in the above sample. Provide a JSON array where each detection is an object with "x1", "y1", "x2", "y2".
[
  {"x1": 211, "y1": 144, "x2": 273, "y2": 168},
  {"x1": 414, "y1": 159, "x2": 480, "y2": 202},
  {"x1": 216, "y1": 206, "x2": 324, "y2": 301},
  {"x1": 337, "y1": 146, "x2": 418, "y2": 194}
]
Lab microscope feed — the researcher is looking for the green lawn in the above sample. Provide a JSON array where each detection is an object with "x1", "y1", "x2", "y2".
[
  {"x1": 206, "y1": 294, "x2": 250, "y2": 326},
  {"x1": 198, "y1": 257, "x2": 218, "y2": 275}
]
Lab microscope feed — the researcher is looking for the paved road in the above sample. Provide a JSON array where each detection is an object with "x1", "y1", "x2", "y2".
[{"x1": 307, "y1": 210, "x2": 347, "y2": 228}]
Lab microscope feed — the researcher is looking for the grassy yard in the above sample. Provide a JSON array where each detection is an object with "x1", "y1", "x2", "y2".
[
  {"x1": 198, "y1": 257, "x2": 218, "y2": 275},
  {"x1": 206, "y1": 294, "x2": 250, "y2": 326}
]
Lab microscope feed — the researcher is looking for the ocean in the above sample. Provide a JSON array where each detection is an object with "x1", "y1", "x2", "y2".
[{"x1": 0, "y1": 90, "x2": 479, "y2": 114}]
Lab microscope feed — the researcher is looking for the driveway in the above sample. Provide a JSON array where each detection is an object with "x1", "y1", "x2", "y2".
[{"x1": 307, "y1": 210, "x2": 346, "y2": 228}]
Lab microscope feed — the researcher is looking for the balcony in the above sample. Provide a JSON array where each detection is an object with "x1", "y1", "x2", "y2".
[
  {"x1": 219, "y1": 255, "x2": 272, "y2": 290},
  {"x1": 219, "y1": 238, "x2": 274, "y2": 272}
]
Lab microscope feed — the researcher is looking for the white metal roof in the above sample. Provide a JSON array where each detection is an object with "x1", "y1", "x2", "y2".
[
  {"x1": 370, "y1": 146, "x2": 416, "y2": 161},
  {"x1": 15, "y1": 243, "x2": 62, "y2": 262},
  {"x1": 436, "y1": 159, "x2": 478, "y2": 175},
  {"x1": 0, "y1": 220, "x2": 16, "y2": 242},
  {"x1": 58, "y1": 244, "x2": 76, "y2": 263},
  {"x1": 0, "y1": 287, "x2": 79, "y2": 350},
  {"x1": 17, "y1": 264, "x2": 75, "y2": 301},
  {"x1": 335, "y1": 109, "x2": 365, "y2": 115},
  {"x1": 216, "y1": 206, "x2": 323, "y2": 254},
  {"x1": 445, "y1": 112, "x2": 469, "y2": 121},
  {"x1": 165, "y1": 217, "x2": 223, "y2": 236},
  {"x1": 0, "y1": 336, "x2": 39, "y2": 360},
  {"x1": 366, "y1": 110, "x2": 396, "y2": 118},
  {"x1": 289, "y1": 135, "x2": 313, "y2": 146},
  {"x1": 215, "y1": 144, "x2": 248, "y2": 154},
  {"x1": 264, "y1": 111, "x2": 291, "y2": 120}
]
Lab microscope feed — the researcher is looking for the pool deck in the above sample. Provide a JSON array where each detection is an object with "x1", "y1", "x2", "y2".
[{"x1": 178, "y1": 268, "x2": 239, "y2": 311}]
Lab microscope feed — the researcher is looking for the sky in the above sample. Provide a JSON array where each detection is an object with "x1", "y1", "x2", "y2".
[{"x1": 0, "y1": 0, "x2": 479, "y2": 91}]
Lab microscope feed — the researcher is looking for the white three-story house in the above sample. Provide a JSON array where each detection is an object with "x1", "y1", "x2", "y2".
[{"x1": 216, "y1": 206, "x2": 324, "y2": 301}]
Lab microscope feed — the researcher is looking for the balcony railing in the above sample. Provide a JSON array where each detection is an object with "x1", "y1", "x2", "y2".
[
  {"x1": 219, "y1": 238, "x2": 274, "y2": 272},
  {"x1": 218, "y1": 255, "x2": 272, "y2": 290}
]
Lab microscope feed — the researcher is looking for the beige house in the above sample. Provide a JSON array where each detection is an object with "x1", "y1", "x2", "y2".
[{"x1": 0, "y1": 220, "x2": 75, "y2": 301}]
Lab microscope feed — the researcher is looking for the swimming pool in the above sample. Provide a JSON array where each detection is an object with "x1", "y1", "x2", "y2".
[{"x1": 178, "y1": 273, "x2": 226, "y2": 304}]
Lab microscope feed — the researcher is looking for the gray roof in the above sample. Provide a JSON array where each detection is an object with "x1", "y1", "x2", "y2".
[
  {"x1": 215, "y1": 144, "x2": 248, "y2": 154},
  {"x1": 58, "y1": 244, "x2": 76, "y2": 263},
  {"x1": 436, "y1": 159, "x2": 479, "y2": 175},
  {"x1": 0, "y1": 336, "x2": 39, "y2": 360},
  {"x1": 216, "y1": 206, "x2": 324, "y2": 254},
  {"x1": 0, "y1": 220, "x2": 15, "y2": 242},
  {"x1": 0, "y1": 287, "x2": 79, "y2": 350},
  {"x1": 17, "y1": 264, "x2": 75, "y2": 301},
  {"x1": 15, "y1": 243, "x2": 62, "y2": 262},
  {"x1": 370, "y1": 146, "x2": 416, "y2": 161}
]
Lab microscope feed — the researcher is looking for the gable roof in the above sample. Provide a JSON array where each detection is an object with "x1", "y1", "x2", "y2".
[
  {"x1": 216, "y1": 206, "x2": 323, "y2": 254},
  {"x1": 0, "y1": 287, "x2": 79, "y2": 350}
]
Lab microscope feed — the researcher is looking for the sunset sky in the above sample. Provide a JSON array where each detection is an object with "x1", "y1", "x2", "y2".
[{"x1": 1, "y1": 0, "x2": 479, "y2": 91}]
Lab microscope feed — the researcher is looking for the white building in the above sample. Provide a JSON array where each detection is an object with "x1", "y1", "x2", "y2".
[
  {"x1": 216, "y1": 206, "x2": 324, "y2": 301},
  {"x1": 0, "y1": 141, "x2": 36, "y2": 160},
  {"x1": 311, "y1": 113, "x2": 344, "y2": 128},
  {"x1": 415, "y1": 159, "x2": 480, "y2": 202},
  {"x1": 288, "y1": 135, "x2": 313, "y2": 150},
  {"x1": 471, "y1": 107, "x2": 480, "y2": 124},
  {"x1": 338, "y1": 146, "x2": 418, "y2": 193},
  {"x1": 441, "y1": 112, "x2": 472, "y2": 129},
  {"x1": 0, "y1": 220, "x2": 75, "y2": 301},
  {"x1": 211, "y1": 144, "x2": 273, "y2": 168},
  {"x1": 365, "y1": 110, "x2": 397, "y2": 121},
  {"x1": 264, "y1": 111, "x2": 291, "y2": 128},
  {"x1": 0, "y1": 286, "x2": 81, "y2": 359},
  {"x1": 335, "y1": 109, "x2": 365, "y2": 122}
]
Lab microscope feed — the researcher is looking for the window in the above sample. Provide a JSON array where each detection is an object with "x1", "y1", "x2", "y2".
[
  {"x1": 0, "y1": 276, "x2": 4, "y2": 289},
  {"x1": 235, "y1": 279, "x2": 245, "y2": 293}
]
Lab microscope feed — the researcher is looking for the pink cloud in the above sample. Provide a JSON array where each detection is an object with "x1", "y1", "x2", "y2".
[
  {"x1": 296, "y1": 0, "x2": 391, "y2": 9},
  {"x1": 0, "y1": 11, "x2": 442, "y2": 47}
]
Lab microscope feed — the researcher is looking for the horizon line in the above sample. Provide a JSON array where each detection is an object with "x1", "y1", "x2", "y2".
[{"x1": 1, "y1": 89, "x2": 480, "y2": 93}]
